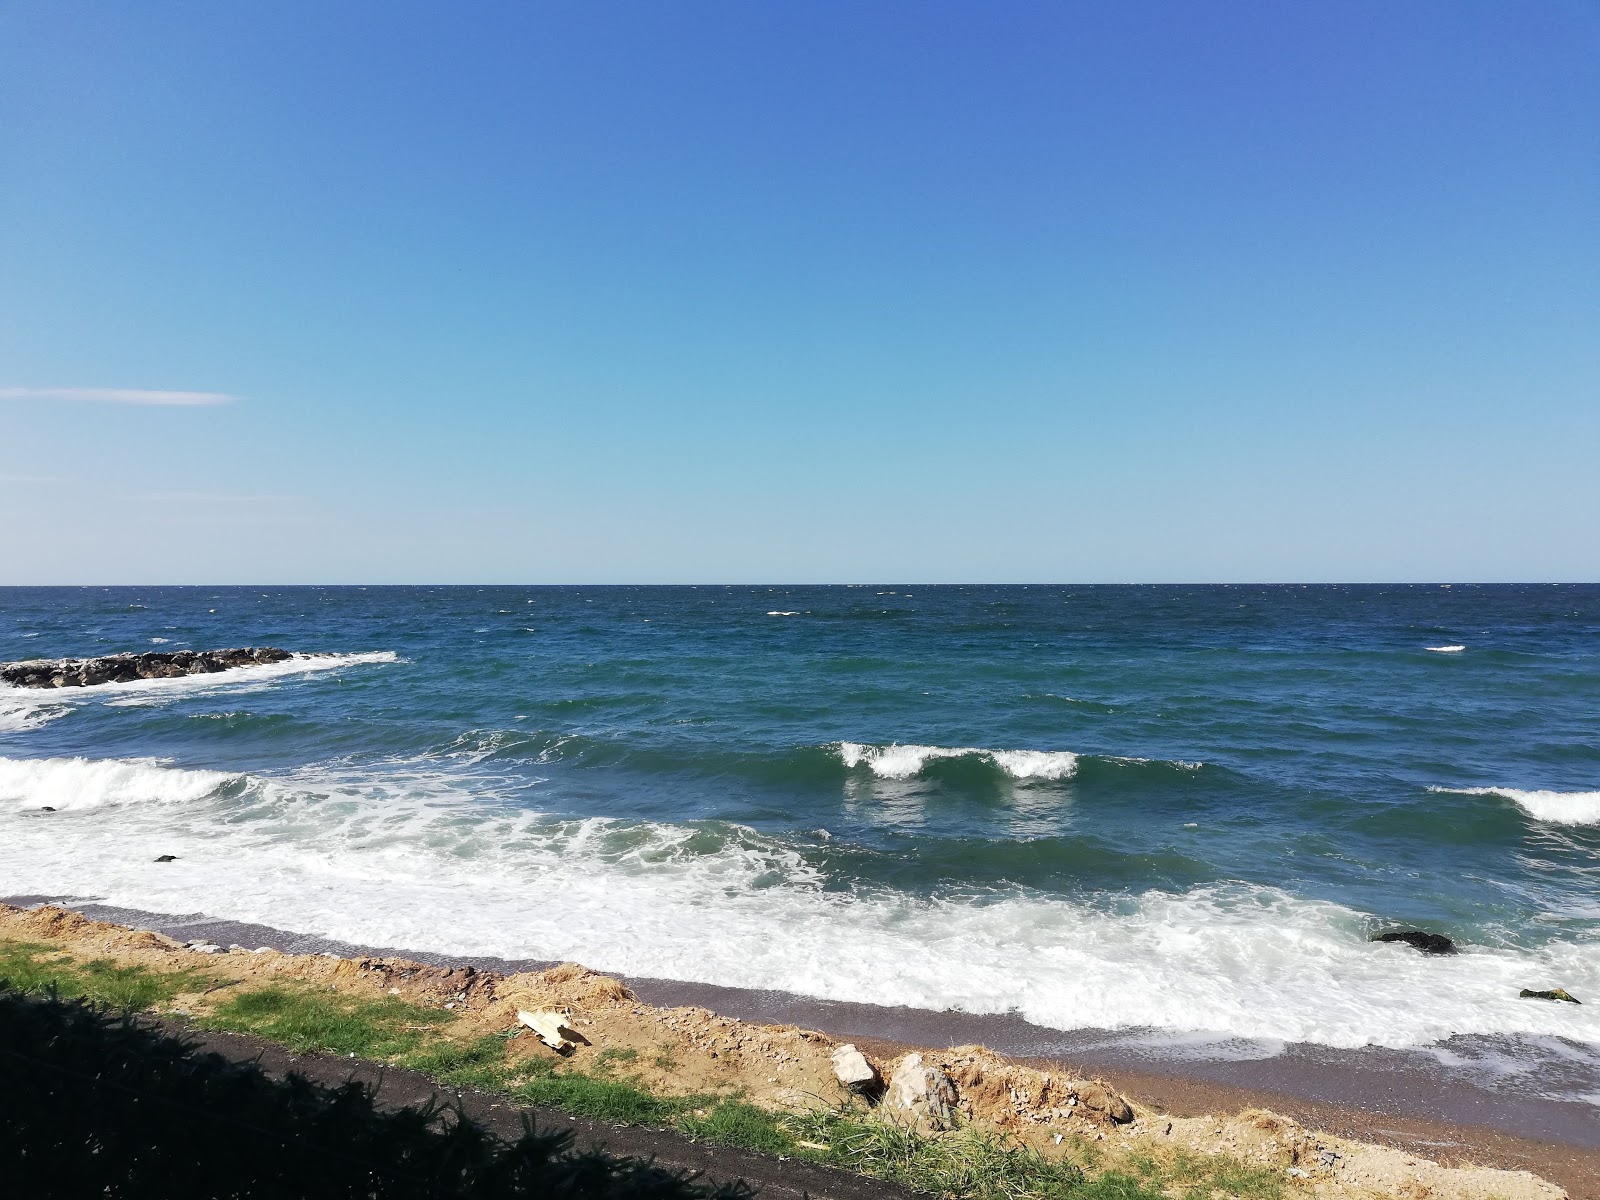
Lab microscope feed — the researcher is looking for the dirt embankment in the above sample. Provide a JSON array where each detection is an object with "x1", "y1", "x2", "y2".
[{"x1": 0, "y1": 904, "x2": 1568, "y2": 1200}]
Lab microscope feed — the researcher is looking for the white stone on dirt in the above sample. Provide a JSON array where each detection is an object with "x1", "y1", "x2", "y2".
[
  {"x1": 518, "y1": 1008, "x2": 580, "y2": 1053},
  {"x1": 830, "y1": 1043, "x2": 879, "y2": 1092}
]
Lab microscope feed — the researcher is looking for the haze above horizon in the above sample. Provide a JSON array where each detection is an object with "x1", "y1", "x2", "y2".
[{"x1": 2, "y1": 2, "x2": 1596, "y2": 584}]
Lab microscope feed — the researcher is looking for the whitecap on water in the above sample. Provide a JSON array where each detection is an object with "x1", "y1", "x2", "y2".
[
  {"x1": 839, "y1": 741, "x2": 1080, "y2": 780},
  {"x1": 1431, "y1": 785, "x2": 1600, "y2": 826}
]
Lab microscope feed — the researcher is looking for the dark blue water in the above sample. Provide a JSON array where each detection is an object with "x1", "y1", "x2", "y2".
[{"x1": 3, "y1": 584, "x2": 1598, "y2": 1072}]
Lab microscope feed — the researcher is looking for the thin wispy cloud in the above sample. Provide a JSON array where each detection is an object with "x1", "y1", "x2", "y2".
[
  {"x1": 132, "y1": 491, "x2": 293, "y2": 504},
  {"x1": 0, "y1": 386, "x2": 237, "y2": 406}
]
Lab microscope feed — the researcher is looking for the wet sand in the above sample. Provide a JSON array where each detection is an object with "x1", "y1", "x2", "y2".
[{"x1": 11, "y1": 895, "x2": 1597, "y2": 1197}]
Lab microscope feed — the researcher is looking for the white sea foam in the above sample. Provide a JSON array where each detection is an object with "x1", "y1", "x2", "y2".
[
  {"x1": 1426, "y1": 645, "x2": 1466, "y2": 653},
  {"x1": 1431, "y1": 786, "x2": 1600, "y2": 826},
  {"x1": 987, "y1": 749, "x2": 1082, "y2": 779},
  {"x1": 3, "y1": 752, "x2": 1599, "y2": 1054},
  {"x1": 0, "y1": 755, "x2": 237, "y2": 811},
  {"x1": 766, "y1": 611, "x2": 800, "y2": 617},
  {"x1": 839, "y1": 742, "x2": 1079, "y2": 780},
  {"x1": 0, "y1": 692, "x2": 72, "y2": 733}
]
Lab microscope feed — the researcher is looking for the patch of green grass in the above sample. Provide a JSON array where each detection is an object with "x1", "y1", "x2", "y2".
[
  {"x1": 509, "y1": 1056, "x2": 692, "y2": 1125},
  {"x1": 679, "y1": 1101, "x2": 798, "y2": 1157},
  {"x1": 201, "y1": 985, "x2": 451, "y2": 1059},
  {"x1": 593, "y1": 1046, "x2": 639, "y2": 1072},
  {"x1": 784, "y1": 1108, "x2": 1098, "y2": 1200},
  {"x1": 404, "y1": 1034, "x2": 801, "y2": 1157},
  {"x1": 779, "y1": 1108, "x2": 1197, "y2": 1200},
  {"x1": 0, "y1": 940, "x2": 210, "y2": 1010},
  {"x1": 1071, "y1": 1173, "x2": 1173, "y2": 1200},
  {"x1": 394, "y1": 1028, "x2": 790, "y2": 1153},
  {"x1": 1124, "y1": 1148, "x2": 1283, "y2": 1200},
  {"x1": 0, "y1": 941, "x2": 71, "y2": 993},
  {"x1": 402, "y1": 1033, "x2": 516, "y2": 1090}
]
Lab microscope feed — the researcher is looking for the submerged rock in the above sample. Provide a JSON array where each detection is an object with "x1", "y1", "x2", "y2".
[
  {"x1": 1372, "y1": 930, "x2": 1456, "y2": 955},
  {"x1": 1520, "y1": 988, "x2": 1581, "y2": 1004},
  {"x1": 1, "y1": 647, "x2": 299, "y2": 689}
]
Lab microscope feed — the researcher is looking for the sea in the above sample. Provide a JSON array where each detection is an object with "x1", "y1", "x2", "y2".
[{"x1": 3, "y1": 584, "x2": 1598, "y2": 1106}]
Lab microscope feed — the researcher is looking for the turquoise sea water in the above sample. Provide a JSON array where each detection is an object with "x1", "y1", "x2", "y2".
[{"x1": 3, "y1": 585, "x2": 1598, "y2": 1094}]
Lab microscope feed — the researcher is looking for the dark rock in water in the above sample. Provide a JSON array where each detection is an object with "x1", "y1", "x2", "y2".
[
  {"x1": 1372, "y1": 930, "x2": 1456, "y2": 955},
  {"x1": 153, "y1": 855, "x2": 179, "y2": 863},
  {"x1": 1521, "y1": 988, "x2": 1581, "y2": 1004},
  {"x1": 39, "y1": 806, "x2": 55, "y2": 812},
  {"x1": 0, "y1": 647, "x2": 300, "y2": 690}
]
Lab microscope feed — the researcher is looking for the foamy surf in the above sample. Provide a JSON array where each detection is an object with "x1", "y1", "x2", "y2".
[
  {"x1": 839, "y1": 741, "x2": 1080, "y2": 780},
  {"x1": 1431, "y1": 785, "x2": 1600, "y2": 826},
  {"x1": 3, "y1": 751, "x2": 1599, "y2": 1056},
  {"x1": 1426, "y1": 645, "x2": 1466, "y2": 653},
  {"x1": 0, "y1": 694, "x2": 72, "y2": 734}
]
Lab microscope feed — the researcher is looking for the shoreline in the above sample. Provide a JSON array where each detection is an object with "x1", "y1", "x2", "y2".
[{"x1": 6, "y1": 893, "x2": 1597, "y2": 1195}]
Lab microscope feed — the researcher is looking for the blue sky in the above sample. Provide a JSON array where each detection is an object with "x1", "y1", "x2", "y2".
[{"x1": 1, "y1": 2, "x2": 1595, "y2": 583}]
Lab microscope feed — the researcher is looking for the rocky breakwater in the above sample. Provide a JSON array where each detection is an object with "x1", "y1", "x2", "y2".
[{"x1": 1, "y1": 647, "x2": 301, "y2": 689}]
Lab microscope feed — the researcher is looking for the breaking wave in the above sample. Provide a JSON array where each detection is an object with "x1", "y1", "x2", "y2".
[
  {"x1": 427, "y1": 731, "x2": 1203, "y2": 791},
  {"x1": 839, "y1": 742, "x2": 1080, "y2": 780},
  {"x1": 0, "y1": 755, "x2": 237, "y2": 811},
  {"x1": 834, "y1": 742, "x2": 1202, "y2": 781},
  {"x1": 1431, "y1": 786, "x2": 1600, "y2": 826},
  {"x1": 2, "y1": 752, "x2": 1598, "y2": 1053}
]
